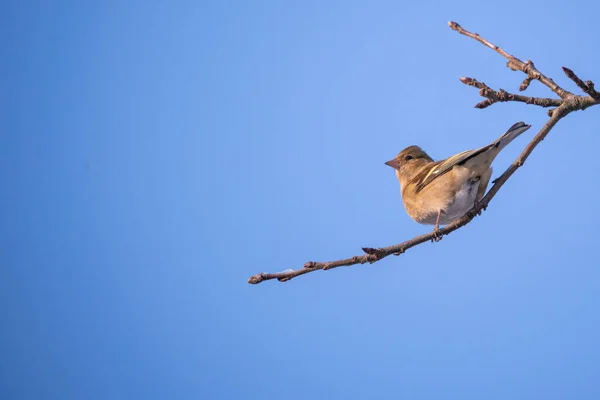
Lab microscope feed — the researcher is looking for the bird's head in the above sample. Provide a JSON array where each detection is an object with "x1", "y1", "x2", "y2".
[{"x1": 385, "y1": 146, "x2": 433, "y2": 184}]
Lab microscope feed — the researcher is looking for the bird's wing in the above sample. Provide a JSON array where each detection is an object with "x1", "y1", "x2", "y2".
[
  {"x1": 413, "y1": 122, "x2": 530, "y2": 193},
  {"x1": 413, "y1": 146, "x2": 492, "y2": 192}
]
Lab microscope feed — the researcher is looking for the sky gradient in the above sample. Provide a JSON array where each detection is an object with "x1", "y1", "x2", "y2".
[{"x1": 3, "y1": 1, "x2": 600, "y2": 399}]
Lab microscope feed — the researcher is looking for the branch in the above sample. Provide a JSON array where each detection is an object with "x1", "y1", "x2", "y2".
[
  {"x1": 448, "y1": 21, "x2": 573, "y2": 99},
  {"x1": 459, "y1": 77, "x2": 562, "y2": 109},
  {"x1": 248, "y1": 21, "x2": 600, "y2": 285},
  {"x1": 562, "y1": 67, "x2": 600, "y2": 100}
]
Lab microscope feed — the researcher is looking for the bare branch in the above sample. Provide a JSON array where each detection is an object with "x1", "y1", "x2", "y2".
[
  {"x1": 459, "y1": 77, "x2": 561, "y2": 109},
  {"x1": 248, "y1": 108, "x2": 569, "y2": 285},
  {"x1": 248, "y1": 22, "x2": 600, "y2": 285},
  {"x1": 447, "y1": 21, "x2": 573, "y2": 99},
  {"x1": 562, "y1": 67, "x2": 600, "y2": 100}
]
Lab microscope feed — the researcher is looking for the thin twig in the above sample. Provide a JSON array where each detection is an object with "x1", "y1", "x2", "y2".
[
  {"x1": 248, "y1": 21, "x2": 600, "y2": 284},
  {"x1": 459, "y1": 77, "x2": 561, "y2": 109},
  {"x1": 448, "y1": 21, "x2": 573, "y2": 99},
  {"x1": 562, "y1": 67, "x2": 600, "y2": 100}
]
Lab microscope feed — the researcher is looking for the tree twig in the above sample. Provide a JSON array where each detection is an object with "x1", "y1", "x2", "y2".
[
  {"x1": 248, "y1": 21, "x2": 600, "y2": 285},
  {"x1": 562, "y1": 67, "x2": 600, "y2": 100},
  {"x1": 448, "y1": 22, "x2": 573, "y2": 99},
  {"x1": 459, "y1": 77, "x2": 561, "y2": 109}
]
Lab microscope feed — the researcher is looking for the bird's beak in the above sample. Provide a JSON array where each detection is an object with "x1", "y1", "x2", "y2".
[{"x1": 385, "y1": 159, "x2": 401, "y2": 169}]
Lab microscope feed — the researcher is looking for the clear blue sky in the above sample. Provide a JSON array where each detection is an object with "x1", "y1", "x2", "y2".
[{"x1": 3, "y1": 1, "x2": 600, "y2": 399}]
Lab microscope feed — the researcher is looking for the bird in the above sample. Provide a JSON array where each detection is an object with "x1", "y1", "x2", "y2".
[{"x1": 385, "y1": 121, "x2": 531, "y2": 239}]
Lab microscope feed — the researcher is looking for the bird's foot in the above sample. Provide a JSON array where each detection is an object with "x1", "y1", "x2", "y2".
[
  {"x1": 431, "y1": 226, "x2": 443, "y2": 242},
  {"x1": 474, "y1": 200, "x2": 487, "y2": 216}
]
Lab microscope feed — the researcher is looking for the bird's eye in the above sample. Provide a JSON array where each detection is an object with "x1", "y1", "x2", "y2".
[{"x1": 404, "y1": 155, "x2": 414, "y2": 161}]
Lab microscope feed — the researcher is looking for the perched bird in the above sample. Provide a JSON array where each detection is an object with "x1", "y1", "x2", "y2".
[{"x1": 385, "y1": 121, "x2": 531, "y2": 237}]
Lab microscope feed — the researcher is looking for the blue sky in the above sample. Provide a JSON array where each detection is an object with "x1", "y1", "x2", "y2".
[{"x1": 3, "y1": 1, "x2": 600, "y2": 399}]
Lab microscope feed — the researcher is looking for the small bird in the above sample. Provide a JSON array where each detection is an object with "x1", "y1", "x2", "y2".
[{"x1": 385, "y1": 121, "x2": 531, "y2": 238}]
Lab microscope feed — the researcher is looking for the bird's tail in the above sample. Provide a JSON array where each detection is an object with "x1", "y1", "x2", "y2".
[{"x1": 493, "y1": 121, "x2": 531, "y2": 151}]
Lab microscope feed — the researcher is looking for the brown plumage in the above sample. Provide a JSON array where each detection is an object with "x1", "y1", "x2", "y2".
[{"x1": 385, "y1": 121, "x2": 531, "y2": 235}]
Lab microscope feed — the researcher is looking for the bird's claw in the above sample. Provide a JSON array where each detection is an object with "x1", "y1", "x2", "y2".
[
  {"x1": 474, "y1": 201, "x2": 487, "y2": 216},
  {"x1": 431, "y1": 227, "x2": 443, "y2": 242}
]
